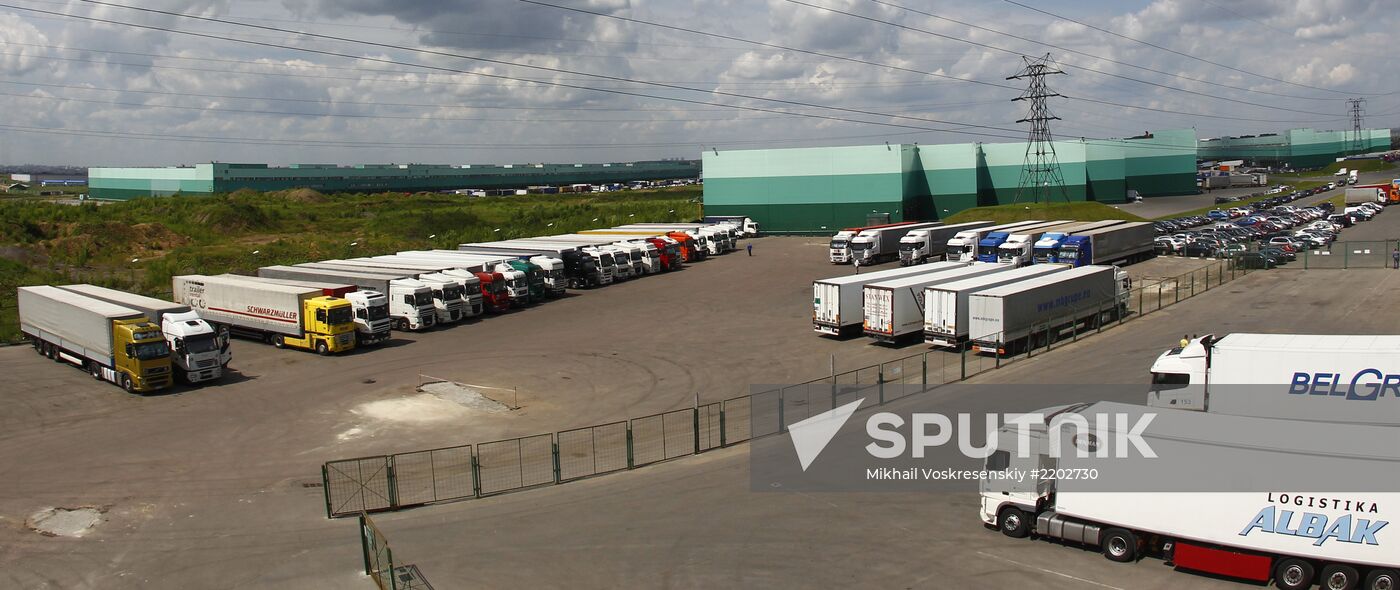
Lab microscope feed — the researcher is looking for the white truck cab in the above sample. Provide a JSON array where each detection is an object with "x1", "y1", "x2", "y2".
[
  {"x1": 57, "y1": 284, "x2": 229, "y2": 384},
  {"x1": 340, "y1": 290, "x2": 393, "y2": 345},
  {"x1": 390, "y1": 278, "x2": 437, "y2": 331},
  {"x1": 433, "y1": 270, "x2": 484, "y2": 316},
  {"x1": 417, "y1": 273, "x2": 468, "y2": 323}
]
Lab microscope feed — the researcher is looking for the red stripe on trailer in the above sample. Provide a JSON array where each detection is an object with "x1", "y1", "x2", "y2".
[{"x1": 1173, "y1": 541, "x2": 1272, "y2": 582}]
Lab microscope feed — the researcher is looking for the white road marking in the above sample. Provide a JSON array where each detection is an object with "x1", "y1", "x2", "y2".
[{"x1": 975, "y1": 551, "x2": 1127, "y2": 590}]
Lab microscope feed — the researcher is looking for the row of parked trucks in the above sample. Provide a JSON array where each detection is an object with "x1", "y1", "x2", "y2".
[
  {"x1": 814, "y1": 259, "x2": 1131, "y2": 354},
  {"x1": 18, "y1": 217, "x2": 757, "y2": 392},
  {"x1": 980, "y1": 334, "x2": 1400, "y2": 590},
  {"x1": 838, "y1": 219, "x2": 1154, "y2": 268}
]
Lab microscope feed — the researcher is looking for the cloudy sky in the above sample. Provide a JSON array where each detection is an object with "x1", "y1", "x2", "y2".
[{"x1": 0, "y1": 0, "x2": 1394, "y2": 166}]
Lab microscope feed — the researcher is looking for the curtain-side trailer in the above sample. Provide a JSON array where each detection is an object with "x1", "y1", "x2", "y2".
[
  {"x1": 259, "y1": 265, "x2": 436, "y2": 331},
  {"x1": 59, "y1": 284, "x2": 230, "y2": 384},
  {"x1": 172, "y1": 275, "x2": 356, "y2": 355},
  {"x1": 18, "y1": 285, "x2": 172, "y2": 393},
  {"x1": 1057, "y1": 222, "x2": 1156, "y2": 267},
  {"x1": 967, "y1": 265, "x2": 1128, "y2": 355},
  {"x1": 229, "y1": 275, "x2": 392, "y2": 346}
]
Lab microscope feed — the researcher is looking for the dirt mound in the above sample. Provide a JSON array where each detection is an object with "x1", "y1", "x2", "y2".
[
  {"x1": 39, "y1": 221, "x2": 191, "y2": 261},
  {"x1": 280, "y1": 188, "x2": 328, "y2": 203}
]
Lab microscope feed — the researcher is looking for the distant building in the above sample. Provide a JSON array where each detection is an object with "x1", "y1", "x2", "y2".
[
  {"x1": 87, "y1": 161, "x2": 700, "y2": 200},
  {"x1": 1197, "y1": 128, "x2": 1392, "y2": 169}
]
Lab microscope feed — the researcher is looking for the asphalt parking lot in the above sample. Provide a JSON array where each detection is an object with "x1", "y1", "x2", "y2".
[
  {"x1": 1111, "y1": 167, "x2": 1396, "y2": 219},
  {"x1": 3, "y1": 208, "x2": 1399, "y2": 588}
]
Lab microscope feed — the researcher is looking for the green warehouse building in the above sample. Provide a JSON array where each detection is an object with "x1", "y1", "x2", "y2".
[
  {"x1": 88, "y1": 160, "x2": 701, "y2": 201},
  {"x1": 1197, "y1": 128, "x2": 1392, "y2": 169},
  {"x1": 702, "y1": 129, "x2": 1198, "y2": 233}
]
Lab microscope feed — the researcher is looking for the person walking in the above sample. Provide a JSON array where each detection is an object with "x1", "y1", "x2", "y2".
[
  {"x1": 747, "y1": 243, "x2": 753, "y2": 257},
  {"x1": 1392, "y1": 247, "x2": 1398, "y2": 269}
]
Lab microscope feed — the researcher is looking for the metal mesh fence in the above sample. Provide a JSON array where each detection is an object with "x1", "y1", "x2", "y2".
[
  {"x1": 1297, "y1": 240, "x2": 1397, "y2": 269},
  {"x1": 323, "y1": 257, "x2": 1271, "y2": 518},
  {"x1": 476, "y1": 434, "x2": 554, "y2": 495},
  {"x1": 360, "y1": 513, "x2": 396, "y2": 590},
  {"x1": 557, "y1": 422, "x2": 628, "y2": 482}
]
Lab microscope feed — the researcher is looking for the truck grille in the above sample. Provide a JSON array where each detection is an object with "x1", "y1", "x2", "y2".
[
  {"x1": 337, "y1": 333, "x2": 353, "y2": 346},
  {"x1": 197, "y1": 359, "x2": 217, "y2": 369},
  {"x1": 145, "y1": 366, "x2": 169, "y2": 376}
]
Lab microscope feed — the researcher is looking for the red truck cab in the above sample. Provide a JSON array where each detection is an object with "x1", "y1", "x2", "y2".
[
  {"x1": 474, "y1": 271, "x2": 512, "y2": 313},
  {"x1": 645, "y1": 237, "x2": 682, "y2": 271},
  {"x1": 666, "y1": 232, "x2": 703, "y2": 262}
]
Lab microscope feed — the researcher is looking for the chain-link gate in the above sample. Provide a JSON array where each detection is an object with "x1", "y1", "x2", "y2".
[{"x1": 325, "y1": 457, "x2": 394, "y2": 518}]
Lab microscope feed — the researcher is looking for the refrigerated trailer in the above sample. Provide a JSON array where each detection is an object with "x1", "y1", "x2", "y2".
[
  {"x1": 172, "y1": 274, "x2": 356, "y2": 355},
  {"x1": 18, "y1": 285, "x2": 172, "y2": 393},
  {"x1": 976, "y1": 220, "x2": 1074, "y2": 263},
  {"x1": 437, "y1": 247, "x2": 574, "y2": 293},
  {"x1": 59, "y1": 284, "x2": 230, "y2": 384},
  {"x1": 1148, "y1": 333, "x2": 1400, "y2": 425},
  {"x1": 982, "y1": 401, "x2": 1400, "y2": 589},
  {"x1": 258, "y1": 265, "x2": 436, "y2": 330},
  {"x1": 923, "y1": 264, "x2": 1070, "y2": 349},
  {"x1": 812, "y1": 261, "x2": 968, "y2": 336},
  {"x1": 945, "y1": 220, "x2": 1048, "y2": 263},
  {"x1": 229, "y1": 275, "x2": 391, "y2": 346},
  {"x1": 898, "y1": 221, "x2": 996, "y2": 266},
  {"x1": 967, "y1": 265, "x2": 1128, "y2": 355},
  {"x1": 995, "y1": 221, "x2": 1093, "y2": 267},
  {"x1": 1057, "y1": 221, "x2": 1155, "y2": 267},
  {"x1": 861, "y1": 263, "x2": 1016, "y2": 343}
]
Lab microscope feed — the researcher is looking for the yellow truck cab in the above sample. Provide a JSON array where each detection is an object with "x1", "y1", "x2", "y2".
[
  {"x1": 17, "y1": 285, "x2": 172, "y2": 394},
  {"x1": 276, "y1": 296, "x2": 356, "y2": 355}
]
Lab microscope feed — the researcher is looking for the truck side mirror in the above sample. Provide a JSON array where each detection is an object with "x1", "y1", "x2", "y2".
[{"x1": 173, "y1": 337, "x2": 184, "y2": 350}]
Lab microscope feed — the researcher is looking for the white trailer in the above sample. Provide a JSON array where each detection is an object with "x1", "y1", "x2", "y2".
[
  {"x1": 59, "y1": 284, "x2": 230, "y2": 384},
  {"x1": 259, "y1": 265, "x2": 436, "y2": 331},
  {"x1": 812, "y1": 261, "x2": 968, "y2": 336},
  {"x1": 1056, "y1": 221, "x2": 1156, "y2": 267},
  {"x1": 898, "y1": 221, "x2": 996, "y2": 266},
  {"x1": 1149, "y1": 334, "x2": 1400, "y2": 425},
  {"x1": 862, "y1": 263, "x2": 1016, "y2": 342},
  {"x1": 923, "y1": 264, "x2": 1069, "y2": 348},
  {"x1": 229, "y1": 275, "x2": 392, "y2": 346},
  {"x1": 172, "y1": 274, "x2": 356, "y2": 355},
  {"x1": 967, "y1": 265, "x2": 1128, "y2": 355},
  {"x1": 982, "y1": 401, "x2": 1400, "y2": 589},
  {"x1": 995, "y1": 221, "x2": 1091, "y2": 266}
]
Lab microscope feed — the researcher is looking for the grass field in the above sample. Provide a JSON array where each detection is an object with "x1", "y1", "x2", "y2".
[
  {"x1": 1280, "y1": 159, "x2": 1396, "y2": 178},
  {"x1": 0, "y1": 186, "x2": 702, "y2": 341},
  {"x1": 942, "y1": 201, "x2": 1145, "y2": 225}
]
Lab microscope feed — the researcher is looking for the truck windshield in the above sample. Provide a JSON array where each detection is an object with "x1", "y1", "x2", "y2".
[
  {"x1": 599, "y1": 254, "x2": 614, "y2": 266},
  {"x1": 850, "y1": 242, "x2": 872, "y2": 251},
  {"x1": 978, "y1": 245, "x2": 1000, "y2": 257},
  {"x1": 183, "y1": 333, "x2": 219, "y2": 354},
  {"x1": 367, "y1": 304, "x2": 389, "y2": 321},
  {"x1": 1150, "y1": 372, "x2": 1190, "y2": 390},
  {"x1": 830, "y1": 239, "x2": 847, "y2": 249},
  {"x1": 946, "y1": 244, "x2": 967, "y2": 256},
  {"x1": 630, "y1": 251, "x2": 642, "y2": 261},
  {"x1": 327, "y1": 306, "x2": 354, "y2": 325},
  {"x1": 489, "y1": 281, "x2": 505, "y2": 295},
  {"x1": 132, "y1": 341, "x2": 170, "y2": 360},
  {"x1": 444, "y1": 285, "x2": 464, "y2": 300},
  {"x1": 1058, "y1": 249, "x2": 1080, "y2": 262},
  {"x1": 549, "y1": 269, "x2": 565, "y2": 279},
  {"x1": 899, "y1": 242, "x2": 922, "y2": 251},
  {"x1": 414, "y1": 291, "x2": 432, "y2": 306}
]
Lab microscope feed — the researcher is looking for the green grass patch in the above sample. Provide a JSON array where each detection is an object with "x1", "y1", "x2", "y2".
[
  {"x1": 942, "y1": 201, "x2": 1146, "y2": 225},
  {"x1": 0, "y1": 186, "x2": 703, "y2": 341},
  {"x1": 1278, "y1": 159, "x2": 1396, "y2": 179}
]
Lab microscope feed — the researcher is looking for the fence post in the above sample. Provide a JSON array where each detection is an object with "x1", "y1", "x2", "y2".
[
  {"x1": 777, "y1": 388, "x2": 786, "y2": 433},
  {"x1": 626, "y1": 423, "x2": 635, "y2": 468},
  {"x1": 1190, "y1": 271, "x2": 1196, "y2": 297},
  {"x1": 921, "y1": 353, "x2": 928, "y2": 387},
  {"x1": 1205, "y1": 266, "x2": 1210, "y2": 290},
  {"x1": 960, "y1": 346, "x2": 967, "y2": 381},
  {"x1": 386, "y1": 546, "x2": 398, "y2": 590},
  {"x1": 470, "y1": 450, "x2": 482, "y2": 498},
  {"x1": 386, "y1": 456, "x2": 399, "y2": 509},
  {"x1": 359, "y1": 513, "x2": 373, "y2": 576},
  {"x1": 877, "y1": 365, "x2": 885, "y2": 405},
  {"x1": 552, "y1": 440, "x2": 561, "y2": 483},
  {"x1": 719, "y1": 400, "x2": 728, "y2": 447},
  {"x1": 322, "y1": 465, "x2": 333, "y2": 519},
  {"x1": 693, "y1": 394, "x2": 701, "y2": 453}
]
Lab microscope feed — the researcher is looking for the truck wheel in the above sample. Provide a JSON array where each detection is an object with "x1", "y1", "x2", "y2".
[
  {"x1": 1275, "y1": 558, "x2": 1316, "y2": 590},
  {"x1": 1100, "y1": 528, "x2": 1138, "y2": 562},
  {"x1": 89, "y1": 362, "x2": 102, "y2": 380},
  {"x1": 120, "y1": 374, "x2": 135, "y2": 393},
  {"x1": 998, "y1": 507, "x2": 1031, "y2": 538},
  {"x1": 272, "y1": 335, "x2": 285, "y2": 349},
  {"x1": 1366, "y1": 569, "x2": 1397, "y2": 590},
  {"x1": 316, "y1": 341, "x2": 330, "y2": 356},
  {"x1": 1321, "y1": 564, "x2": 1360, "y2": 590}
]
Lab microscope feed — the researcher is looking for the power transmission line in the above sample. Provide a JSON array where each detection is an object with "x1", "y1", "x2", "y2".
[
  {"x1": 1349, "y1": 98, "x2": 1367, "y2": 154},
  {"x1": 1009, "y1": 54, "x2": 1068, "y2": 205}
]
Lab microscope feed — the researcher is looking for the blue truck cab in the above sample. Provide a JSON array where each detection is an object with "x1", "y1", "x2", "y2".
[
  {"x1": 1058, "y1": 235, "x2": 1093, "y2": 266},
  {"x1": 1032, "y1": 232, "x2": 1071, "y2": 264},
  {"x1": 977, "y1": 232, "x2": 1013, "y2": 263}
]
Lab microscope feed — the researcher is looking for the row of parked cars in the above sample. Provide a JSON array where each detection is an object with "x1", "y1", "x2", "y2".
[{"x1": 1153, "y1": 186, "x2": 1382, "y2": 268}]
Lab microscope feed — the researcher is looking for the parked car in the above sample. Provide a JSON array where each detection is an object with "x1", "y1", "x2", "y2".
[{"x1": 1259, "y1": 246, "x2": 1295, "y2": 261}]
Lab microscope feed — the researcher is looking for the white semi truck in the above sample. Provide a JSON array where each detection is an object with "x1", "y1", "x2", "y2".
[
  {"x1": 18, "y1": 285, "x2": 172, "y2": 393},
  {"x1": 923, "y1": 264, "x2": 1069, "y2": 349},
  {"x1": 968, "y1": 265, "x2": 1129, "y2": 355},
  {"x1": 945, "y1": 220, "x2": 1048, "y2": 262},
  {"x1": 861, "y1": 262, "x2": 1015, "y2": 343},
  {"x1": 849, "y1": 222, "x2": 943, "y2": 266},
  {"x1": 812, "y1": 261, "x2": 968, "y2": 336},
  {"x1": 59, "y1": 284, "x2": 230, "y2": 384},
  {"x1": 995, "y1": 221, "x2": 1091, "y2": 267},
  {"x1": 314, "y1": 259, "x2": 468, "y2": 321},
  {"x1": 259, "y1": 265, "x2": 435, "y2": 331},
  {"x1": 1032, "y1": 220, "x2": 1127, "y2": 264},
  {"x1": 898, "y1": 221, "x2": 997, "y2": 266},
  {"x1": 229, "y1": 275, "x2": 392, "y2": 346},
  {"x1": 1149, "y1": 333, "x2": 1400, "y2": 426},
  {"x1": 982, "y1": 401, "x2": 1400, "y2": 590},
  {"x1": 172, "y1": 274, "x2": 356, "y2": 355}
]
